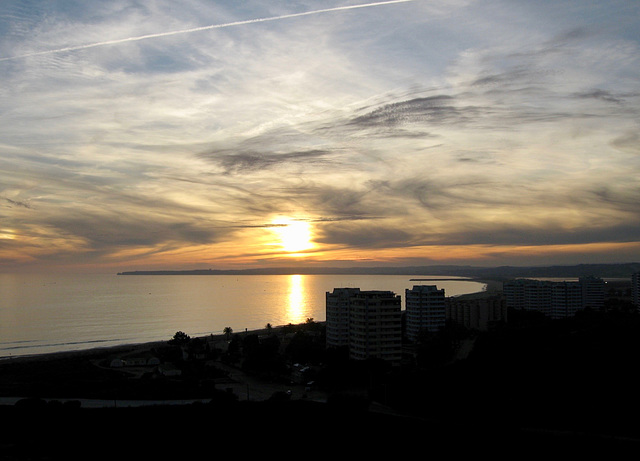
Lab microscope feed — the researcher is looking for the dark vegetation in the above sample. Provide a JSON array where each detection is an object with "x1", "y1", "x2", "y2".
[
  {"x1": 389, "y1": 309, "x2": 640, "y2": 435},
  {"x1": 2, "y1": 286, "x2": 640, "y2": 456}
]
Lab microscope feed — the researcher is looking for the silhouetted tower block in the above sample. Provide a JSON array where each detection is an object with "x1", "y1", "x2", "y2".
[{"x1": 405, "y1": 285, "x2": 445, "y2": 341}]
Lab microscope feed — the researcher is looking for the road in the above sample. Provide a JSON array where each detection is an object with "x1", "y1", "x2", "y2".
[
  {"x1": 212, "y1": 361, "x2": 329, "y2": 403},
  {"x1": 0, "y1": 362, "x2": 329, "y2": 408}
]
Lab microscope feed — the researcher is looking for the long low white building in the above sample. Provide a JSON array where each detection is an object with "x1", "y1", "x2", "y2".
[{"x1": 503, "y1": 276, "x2": 605, "y2": 319}]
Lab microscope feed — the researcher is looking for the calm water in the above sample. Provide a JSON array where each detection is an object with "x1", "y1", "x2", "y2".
[{"x1": 0, "y1": 273, "x2": 485, "y2": 358}]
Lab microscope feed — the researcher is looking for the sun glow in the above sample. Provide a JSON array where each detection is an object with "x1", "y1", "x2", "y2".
[
  {"x1": 0, "y1": 229, "x2": 16, "y2": 239},
  {"x1": 271, "y1": 217, "x2": 313, "y2": 253}
]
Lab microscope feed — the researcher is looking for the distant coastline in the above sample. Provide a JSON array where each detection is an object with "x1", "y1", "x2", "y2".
[{"x1": 117, "y1": 262, "x2": 640, "y2": 279}]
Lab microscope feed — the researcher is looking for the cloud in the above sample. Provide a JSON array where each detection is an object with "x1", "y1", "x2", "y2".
[
  {"x1": 315, "y1": 220, "x2": 415, "y2": 249},
  {"x1": 610, "y1": 131, "x2": 640, "y2": 156},
  {"x1": 2, "y1": 197, "x2": 32, "y2": 209},
  {"x1": 46, "y1": 211, "x2": 225, "y2": 250},
  {"x1": 348, "y1": 95, "x2": 465, "y2": 127},
  {"x1": 574, "y1": 89, "x2": 623, "y2": 104},
  {"x1": 202, "y1": 148, "x2": 335, "y2": 175}
]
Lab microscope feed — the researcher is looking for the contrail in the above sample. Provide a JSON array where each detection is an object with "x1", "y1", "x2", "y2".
[{"x1": 0, "y1": 0, "x2": 416, "y2": 62}]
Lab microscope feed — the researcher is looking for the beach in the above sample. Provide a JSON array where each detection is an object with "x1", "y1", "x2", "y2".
[{"x1": 0, "y1": 324, "x2": 327, "y2": 406}]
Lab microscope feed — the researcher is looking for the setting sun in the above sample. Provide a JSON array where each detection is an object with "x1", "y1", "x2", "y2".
[{"x1": 271, "y1": 217, "x2": 313, "y2": 253}]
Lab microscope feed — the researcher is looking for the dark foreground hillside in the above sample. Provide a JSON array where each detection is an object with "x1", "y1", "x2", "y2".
[
  {"x1": 1, "y1": 395, "x2": 637, "y2": 459},
  {"x1": 382, "y1": 309, "x2": 640, "y2": 438}
]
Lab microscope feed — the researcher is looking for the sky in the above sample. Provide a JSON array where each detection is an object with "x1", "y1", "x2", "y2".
[{"x1": 1, "y1": 0, "x2": 639, "y2": 273}]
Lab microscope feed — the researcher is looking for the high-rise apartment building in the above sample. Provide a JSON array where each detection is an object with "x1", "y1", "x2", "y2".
[
  {"x1": 325, "y1": 287, "x2": 360, "y2": 349},
  {"x1": 326, "y1": 288, "x2": 402, "y2": 365},
  {"x1": 580, "y1": 276, "x2": 606, "y2": 311},
  {"x1": 405, "y1": 285, "x2": 446, "y2": 341}
]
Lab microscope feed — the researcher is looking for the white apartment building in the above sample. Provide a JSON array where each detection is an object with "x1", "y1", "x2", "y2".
[
  {"x1": 325, "y1": 287, "x2": 361, "y2": 349},
  {"x1": 405, "y1": 285, "x2": 446, "y2": 342},
  {"x1": 326, "y1": 288, "x2": 402, "y2": 365}
]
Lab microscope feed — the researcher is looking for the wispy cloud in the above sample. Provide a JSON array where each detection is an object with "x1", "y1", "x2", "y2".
[
  {"x1": 2, "y1": 197, "x2": 32, "y2": 209},
  {"x1": 0, "y1": 0, "x2": 417, "y2": 62},
  {"x1": 202, "y1": 148, "x2": 335, "y2": 175}
]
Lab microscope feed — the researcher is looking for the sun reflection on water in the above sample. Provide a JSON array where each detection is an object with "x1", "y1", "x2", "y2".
[{"x1": 286, "y1": 274, "x2": 306, "y2": 324}]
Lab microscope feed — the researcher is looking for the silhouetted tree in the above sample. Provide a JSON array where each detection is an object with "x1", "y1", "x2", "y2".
[
  {"x1": 168, "y1": 331, "x2": 191, "y2": 346},
  {"x1": 304, "y1": 317, "x2": 323, "y2": 332}
]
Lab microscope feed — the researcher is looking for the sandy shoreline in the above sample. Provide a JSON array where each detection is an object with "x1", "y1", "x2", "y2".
[{"x1": 0, "y1": 325, "x2": 287, "y2": 364}]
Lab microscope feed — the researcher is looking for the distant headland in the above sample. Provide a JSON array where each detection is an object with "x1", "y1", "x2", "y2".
[{"x1": 118, "y1": 262, "x2": 640, "y2": 279}]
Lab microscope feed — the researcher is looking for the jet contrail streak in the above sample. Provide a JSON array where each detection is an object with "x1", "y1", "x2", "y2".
[{"x1": 0, "y1": 0, "x2": 416, "y2": 62}]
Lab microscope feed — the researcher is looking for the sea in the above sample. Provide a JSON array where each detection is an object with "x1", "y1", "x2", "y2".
[{"x1": 0, "y1": 273, "x2": 486, "y2": 358}]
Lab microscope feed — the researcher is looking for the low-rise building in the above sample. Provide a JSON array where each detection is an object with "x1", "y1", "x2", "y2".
[{"x1": 446, "y1": 295, "x2": 506, "y2": 331}]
